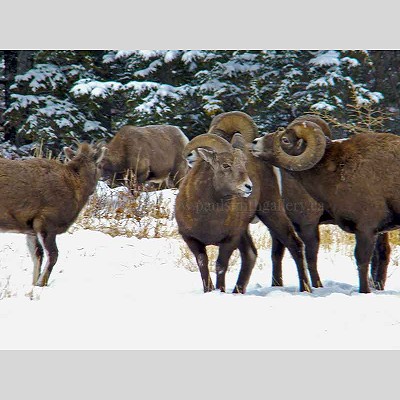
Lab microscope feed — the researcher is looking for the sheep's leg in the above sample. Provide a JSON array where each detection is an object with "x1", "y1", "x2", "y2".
[
  {"x1": 296, "y1": 224, "x2": 323, "y2": 288},
  {"x1": 233, "y1": 230, "x2": 257, "y2": 294},
  {"x1": 184, "y1": 237, "x2": 214, "y2": 292},
  {"x1": 354, "y1": 230, "x2": 375, "y2": 294},
  {"x1": 370, "y1": 232, "x2": 390, "y2": 290},
  {"x1": 35, "y1": 232, "x2": 59, "y2": 287},
  {"x1": 135, "y1": 157, "x2": 151, "y2": 185},
  {"x1": 270, "y1": 236, "x2": 285, "y2": 287},
  {"x1": 257, "y1": 211, "x2": 311, "y2": 292},
  {"x1": 215, "y1": 241, "x2": 239, "y2": 293},
  {"x1": 26, "y1": 234, "x2": 44, "y2": 285}
]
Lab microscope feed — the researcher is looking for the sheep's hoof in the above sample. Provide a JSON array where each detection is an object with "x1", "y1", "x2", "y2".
[
  {"x1": 203, "y1": 284, "x2": 215, "y2": 293},
  {"x1": 300, "y1": 281, "x2": 312, "y2": 293},
  {"x1": 372, "y1": 280, "x2": 385, "y2": 291},
  {"x1": 35, "y1": 275, "x2": 49, "y2": 287},
  {"x1": 232, "y1": 285, "x2": 245, "y2": 294}
]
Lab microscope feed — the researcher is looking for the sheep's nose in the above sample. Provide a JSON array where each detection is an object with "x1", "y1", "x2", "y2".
[
  {"x1": 252, "y1": 138, "x2": 260, "y2": 145},
  {"x1": 245, "y1": 183, "x2": 253, "y2": 191}
]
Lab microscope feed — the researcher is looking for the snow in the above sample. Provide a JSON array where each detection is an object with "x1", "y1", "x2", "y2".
[
  {"x1": 1, "y1": 185, "x2": 400, "y2": 350},
  {"x1": 342, "y1": 56, "x2": 360, "y2": 67},
  {"x1": 15, "y1": 64, "x2": 67, "y2": 92},
  {"x1": 311, "y1": 101, "x2": 336, "y2": 111},
  {"x1": 164, "y1": 50, "x2": 181, "y2": 63},
  {"x1": 309, "y1": 50, "x2": 340, "y2": 67},
  {"x1": 71, "y1": 80, "x2": 123, "y2": 98},
  {"x1": 181, "y1": 50, "x2": 208, "y2": 64},
  {"x1": 134, "y1": 60, "x2": 163, "y2": 78}
]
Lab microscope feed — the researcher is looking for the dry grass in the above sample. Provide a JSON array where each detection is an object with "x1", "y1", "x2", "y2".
[
  {"x1": 177, "y1": 244, "x2": 242, "y2": 273},
  {"x1": 74, "y1": 183, "x2": 179, "y2": 239},
  {"x1": 312, "y1": 95, "x2": 392, "y2": 136},
  {"x1": 0, "y1": 276, "x2": 13, "y2": 300}
]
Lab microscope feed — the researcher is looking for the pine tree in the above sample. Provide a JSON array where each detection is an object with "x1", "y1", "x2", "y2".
[{"x1": 4, "y1": 50, "x2": 110, "y2": 150}]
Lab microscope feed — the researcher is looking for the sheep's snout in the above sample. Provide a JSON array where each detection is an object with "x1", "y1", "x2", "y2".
[
  {"x1": 251, "y1": 137, "x2": 263, "y2": 150},
  {"x1": 186, "y1": 151, "x2": 198, "y2": 168},
  {"x1": 239, "y1": 179, "x2": 253, "y2": 197}
]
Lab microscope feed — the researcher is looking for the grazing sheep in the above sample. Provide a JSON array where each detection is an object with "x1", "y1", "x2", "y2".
[
  {"x1": 176, "y1": 112, "x2": 311, "y2": 293},
  {"x1": 100, "y1": 125, "x2": 189, "y2": 189},
  {"x1": 251, "y1": 117, "x2": 400, "y2": 293},
  {"x1": 0, "y1": 143, "x2": 106, "y2": 286}
]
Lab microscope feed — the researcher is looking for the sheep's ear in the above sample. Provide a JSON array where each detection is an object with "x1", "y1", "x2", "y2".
[
  {"x1": 96, "y1": 146, "x2": 107, "y2": 164},
  {"x1": 231, "y1": 133, "x2": 246, "y2": 151},
  {"x1": 63, "y1": 147, "x2": 76, "y2": 161},
  {"x1": 197, "y1": 148, "x2": 216, "y2": 165}
]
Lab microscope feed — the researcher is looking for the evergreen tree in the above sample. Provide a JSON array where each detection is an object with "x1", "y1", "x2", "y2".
[{"x1": 1, "y1": 50, "x2": 399, "y2": 154}]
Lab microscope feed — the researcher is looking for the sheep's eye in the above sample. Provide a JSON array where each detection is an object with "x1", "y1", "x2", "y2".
[{"x1": 222, "y1": 163, "x2": 231, "y2": 169}]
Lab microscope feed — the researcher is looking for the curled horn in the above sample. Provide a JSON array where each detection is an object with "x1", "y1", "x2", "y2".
[
  {"x1": 183, "y1": 133, "x2": 233, "y2": 157},
  {"x1": 290, "y1": 114, "x2": 332, "y2": 139},
  {"x1": 273, "y1": 121, "x2": 327, "y2": 171},
  {"x1": 208, "y1": 111, "x2": 258, "y2": 142}
]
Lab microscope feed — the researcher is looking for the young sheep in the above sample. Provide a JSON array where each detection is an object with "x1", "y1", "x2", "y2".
[
  {"x1": 175, "y1": 133, "x2": 257, "y2": 293},
  {"x1": 176, "y1": 112, "x2": 312, "y2": 294},
  {"x1": 0, "y1": 143, "x2": 106, "y2": 286}
]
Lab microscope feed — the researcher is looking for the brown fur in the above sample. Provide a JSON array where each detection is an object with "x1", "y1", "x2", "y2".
[
  {"x1": 0, "y1": 143, "x2": 105, "y2": 286},
  {"x1": 100, "y1": 125, "x2": 189, "y2": 188},
  {"x1": 176, "y1": 113, "x2": 312, "y2": 294},
  {"x1": 253, "y1": 124, "x2": 400, "y2": 293},
  {"x1": 255, "y1": 115, "x2": 390, "y2": 290},
  {"x1": 176, "y1": 137, "x2": 258, "y2": 294}
]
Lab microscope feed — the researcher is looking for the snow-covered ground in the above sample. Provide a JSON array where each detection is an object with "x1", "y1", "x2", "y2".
[{"x1": 1, "y1": 186, "x2": 400, "y2": 350}]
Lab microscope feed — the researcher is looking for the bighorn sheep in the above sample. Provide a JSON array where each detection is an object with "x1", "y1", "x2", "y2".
[
  {"x1": 0, "y1": 143, "x2": 106, "y2": 286},
  {"x1": 251, "y1": 116, "x2": 398, "y2": 293},
  {"x1": 264, "y1": 115, "x2": 391, "y2": 290},
  {"x1": 100, "y1": 125, "x2": 189, "y2": 189},
  {"x1": 176, "y1": 111, "x2": 311, "y2": 293}
]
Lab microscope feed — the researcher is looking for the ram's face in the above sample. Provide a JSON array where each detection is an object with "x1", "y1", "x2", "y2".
[
  {"x1": 98, "y1": 153, "x2": 117, "y2": 180},
  {"x1": 278, "y1": 128, "x2": 306, "y2": 156},
  {"x1": 197, "y1": 148, "x2": 253, "y2": 198},
  {"x1": 251, "y1": 128, "x2": 306, "y2": 161},
  {"x1": 251, "y1": 133, "x2": 273, "y2": 160}
]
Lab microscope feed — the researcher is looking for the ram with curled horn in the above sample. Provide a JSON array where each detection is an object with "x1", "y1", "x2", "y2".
[
  {"x1": 251, "y1": 114, "x2": 390, "y2": 291},
  {"x1": 251, "y1": 115, "x2": 398, "y2": 293},
  {"x1": 176, "y1": 112, "x2": 312, "y2": 294}
]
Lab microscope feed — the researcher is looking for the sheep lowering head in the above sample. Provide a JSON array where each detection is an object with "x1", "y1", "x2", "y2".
[
  {"x1": 100, "y1": 125, "x2": 189, "y2": 189},
  {"x1": 0, "y1": 142, "x2": 106, "y2": 287},
  {"x1": 251, "y1": 117, "x2": 400, "y2": 293},
  {"x1": 253, "y1": 114, "x2": 391, "y2": 291},
  {"x1": 176, "y1": 111, "x2": 312, "y2": 294}
]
